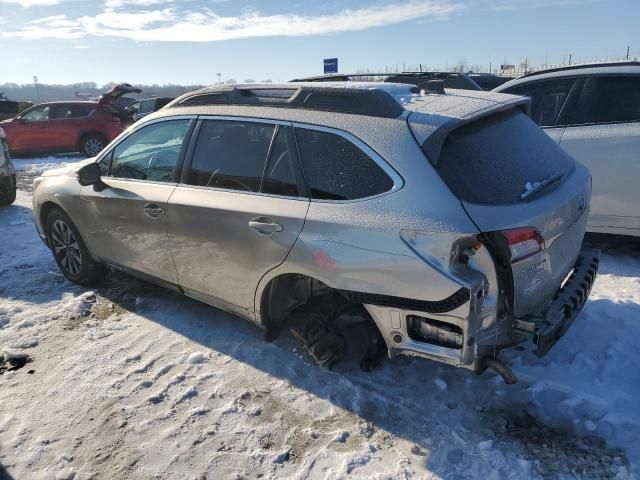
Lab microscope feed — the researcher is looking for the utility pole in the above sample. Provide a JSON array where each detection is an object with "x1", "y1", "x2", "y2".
[
  {"x1": 33, "y1": 76, "x2": 39, "y2": 102},
  {"x1": 217, "y1": 73, "x2": 222, "y2": 84}
]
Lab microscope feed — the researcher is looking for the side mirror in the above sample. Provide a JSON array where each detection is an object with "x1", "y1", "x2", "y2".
[{"x1": 77, "y1": 162, "x2": 106, "y2": 191}]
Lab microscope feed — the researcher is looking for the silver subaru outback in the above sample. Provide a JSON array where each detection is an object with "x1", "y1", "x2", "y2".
[{"x1": 32, "y1": 83, "x2": 599, "y2": 380}]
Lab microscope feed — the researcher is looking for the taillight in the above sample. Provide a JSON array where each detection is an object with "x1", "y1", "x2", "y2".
[{"x1": 498, "y1": 227, "x2": 545, "y2": 263}]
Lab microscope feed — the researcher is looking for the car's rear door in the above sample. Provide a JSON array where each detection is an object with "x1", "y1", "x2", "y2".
[
  {"x1": 167, "y1": 117, "x2": 309, "y2": 317},
  {"x1": 74, "y1": 117, "x2": 194, "y2": 286},
  {"x1": 557, "y1": 74, "x2": 640, "y2": 233},
  {"x1": 50, "y1": 104, "x2": 95, "y2": 151}
]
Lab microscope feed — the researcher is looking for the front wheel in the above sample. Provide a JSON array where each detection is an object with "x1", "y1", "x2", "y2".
[
  {"x1": 81, "y1": 134, "x2": 106, "y2": 157},
  {"x1": 0, "y1": 175, "x2": 16, "y2": 206},
  {"x1": 46, "y1": 208, "x2": 105, "y2": 285}
]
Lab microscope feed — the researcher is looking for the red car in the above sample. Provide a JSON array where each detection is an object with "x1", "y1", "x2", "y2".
[
  {"x1": 0, "y1": 84, "x2": 142, "y2": 157},
  {"x1": 0, "y1": 101, "x2": 124, "y2": 157}
]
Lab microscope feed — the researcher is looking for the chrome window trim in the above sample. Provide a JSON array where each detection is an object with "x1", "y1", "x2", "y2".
[
  {"x1": 291, "y1": 121, "x2": 404, "y2": 204},
  {"x1": 96, "y1": 115, "x2": 196, "y2": 184},
  {"x1": 172, "y1": 183, "x2": 310, "y2": 202}
]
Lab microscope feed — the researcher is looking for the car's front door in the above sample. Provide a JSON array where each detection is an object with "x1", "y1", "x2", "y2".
[
  {"x1": 10, "y1": 105, "x2": 54, "y2": 152},
  {"x1": 557, "y1": 75, "x2": 640, "y2": 232},
  {"x1": 74, "y1": 117, "x2": 194, "y2": 286},
  {"x1": 167, "y1": 118, "x2": 309, "y2": 316}
]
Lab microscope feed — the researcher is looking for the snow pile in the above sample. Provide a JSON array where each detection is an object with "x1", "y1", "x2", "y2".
[
  {"x1": 0, "y1": 173, "x2": 638, "y2": 479},
  {"x1": 503, "y1": 250, "x2": 640, "y2": 463},
  {"x1": 12, "y1": 155, "x2": 85, "y2": 175}
]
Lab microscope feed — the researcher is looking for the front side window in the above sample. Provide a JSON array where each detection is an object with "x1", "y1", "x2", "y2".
[
  {"x1": 566, "y1": 75, "x2": 640, "y2": 125},
  {"x1": 106, "y1": 119, "x2": 190, "y2": 182},
  {"x1": 294, "y1": 128, "x2": 394, "y2": 200},
  {"x1": 21, "y1": 106, "x2": 50, "y2": 122},
  {"x1": 188, "y1": 120, "x2": 275, "y2": 193},
  {"x1": 505, "y1": 78, "x2": 575, "y2": 127}
]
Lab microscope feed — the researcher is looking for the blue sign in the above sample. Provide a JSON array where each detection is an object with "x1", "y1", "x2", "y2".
[{"x1": 323, "y1": 58, "x2": 338, "y2": 74}]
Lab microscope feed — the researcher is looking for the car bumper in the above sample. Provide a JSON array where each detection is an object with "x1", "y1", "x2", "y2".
[{"x1": 516, "y1": 248, "x2": 600, "y2": 357}]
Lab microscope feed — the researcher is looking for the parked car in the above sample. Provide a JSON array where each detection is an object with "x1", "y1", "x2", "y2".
[
  {"x1": 0, "y1": 127, "x2": 16, "y2": 206},
  {"x1": 468, "y1": 73, "x2": 514, "y2": 91},
  {"x1": 0, "y1": 99, "x2": 33, "y2": 122},
  {"x1": 131, "y1": 97, "x2": 174, "y2": 122},
  {"x1": 32, "y1": 83, "x2": 599, "y2": 380},
  {"x1": 494, "y1": 62, "x2": 640, "y2": 236},
  {"x1": 292, "y1": 72, "x2": 484, "y2": 90},
  {"x1": 0, "y1": 101, "x2": 123, "y2": 157}
]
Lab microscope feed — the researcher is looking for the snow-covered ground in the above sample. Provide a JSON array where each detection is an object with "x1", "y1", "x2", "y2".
[{"x1": 0, "y1": 158, "x2": 638, "y2": 479}]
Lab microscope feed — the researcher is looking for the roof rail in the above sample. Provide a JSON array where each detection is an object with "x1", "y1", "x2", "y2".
[
  {"x1": 171, "y1": 85, "x2": 408, "y2": 118},
  {"x1": 521, "y1": 61, "x2": 640, "y2": 78},
  {"x1": 291, "y1": 72, "x2": 482, "y2": 91}
]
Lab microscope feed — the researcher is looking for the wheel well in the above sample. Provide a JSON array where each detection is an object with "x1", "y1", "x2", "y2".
[
  {"x1": 259, "y1": 273, "x2": 383, "y2": 333},
  {"x1": 40, "y1": 201, "x2": 62, "y2": 232},
  {"x1": 260, "y1": 274, "x2": 327, "y2": 332}
]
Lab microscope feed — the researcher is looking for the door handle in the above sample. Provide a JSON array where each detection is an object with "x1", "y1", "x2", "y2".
[
  {"x1": 249, "y1": 217, "x2": 283, "y2": 235},
  {"x1": 143, "y1": 204, "x2": 166, "y2": 219}
]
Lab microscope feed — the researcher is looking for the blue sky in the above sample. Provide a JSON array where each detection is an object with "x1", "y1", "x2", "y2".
[{"x1": 0, "y1": 0, "x2": 638, "y2": 85}]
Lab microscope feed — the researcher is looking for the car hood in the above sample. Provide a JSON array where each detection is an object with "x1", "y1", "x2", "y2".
[{"x1": 40, "y1": 158, "x2": 96, "y2": 178}]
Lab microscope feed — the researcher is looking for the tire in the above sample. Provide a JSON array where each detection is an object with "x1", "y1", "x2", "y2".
[
  {"x1": 81, "y1": 134, "x2": 106, "y2": 158},
  {"x1": 46, "y1": 208, "x2": 105, "y2": 285},
  {"x1": 0, "y1": 175, "x2": 16, "y2": 206}
]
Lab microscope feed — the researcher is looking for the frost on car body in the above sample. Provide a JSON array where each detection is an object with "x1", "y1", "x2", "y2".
[{"x1": 30, "y1": 83, "x2": 599, "y2": 380}]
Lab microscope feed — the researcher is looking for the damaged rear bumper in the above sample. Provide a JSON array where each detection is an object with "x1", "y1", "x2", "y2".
[{"x1": 516, "y1": 247, "x2": 600, "y2": 357}]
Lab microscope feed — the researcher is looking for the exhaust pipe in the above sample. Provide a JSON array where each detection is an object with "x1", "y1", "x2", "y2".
[{"x1": 479, "y1": 356, "x2": 517, "y2": 384}]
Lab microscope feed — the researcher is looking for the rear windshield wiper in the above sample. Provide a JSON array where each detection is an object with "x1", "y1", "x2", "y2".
[{"x1": 521, "y1": 171, "x2": 565, "y2": 202}]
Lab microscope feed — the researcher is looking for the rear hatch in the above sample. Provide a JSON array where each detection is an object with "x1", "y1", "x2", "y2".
[{"x1": 416, "y1": 108, "x2": 591, "y2": 317}]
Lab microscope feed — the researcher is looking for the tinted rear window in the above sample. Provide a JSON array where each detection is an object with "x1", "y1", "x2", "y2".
[{"x1": 435, "y1": 109, "x2": 574, "y2": 204}]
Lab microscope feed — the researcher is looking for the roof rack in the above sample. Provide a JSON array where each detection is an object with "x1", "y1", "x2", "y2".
[
  {"x1": 171, "y1": 84, "x2": 408, "y2": 118},
  {"x1": 521, "y1": 61, "x2": 640, "y2": 78}
]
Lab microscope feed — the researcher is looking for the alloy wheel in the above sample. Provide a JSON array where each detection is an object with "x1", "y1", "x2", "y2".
[
  {"x1": 51, "y1": 219, "x2": 82, "y2": 276},
  {"x1": 85, "y1": 138, "x2": 103, "y2": 157}
]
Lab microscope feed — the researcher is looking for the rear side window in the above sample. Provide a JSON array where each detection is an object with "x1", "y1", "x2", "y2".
[
  {"x1": 505, "y1": 78, "x2": 575, "y2": 126},
  {"x1": 51, "y1": 104, "x2": 92, "y2": 119},
  {"x1": 295, "y1": 128, "x2": 394, "y2": 200},
  {"x1": 566, "y1": 75, "x2": 640, "y2": 125},
  {"x1": 189, "y1": 120, "x2": 274, "y2": 192},
  {"x1": 435, "y1": 109, "x2": 574, "y2": 205}
]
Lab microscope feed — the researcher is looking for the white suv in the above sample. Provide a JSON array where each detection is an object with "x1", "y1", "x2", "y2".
[{"x1": 495, "y1": 62, "x2": 640, "y2": 236}]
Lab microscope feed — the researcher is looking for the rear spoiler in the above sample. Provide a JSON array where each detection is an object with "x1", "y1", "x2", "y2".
[{"x1": 408, "y1": 96, "x2": 530, "y2": 167}]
